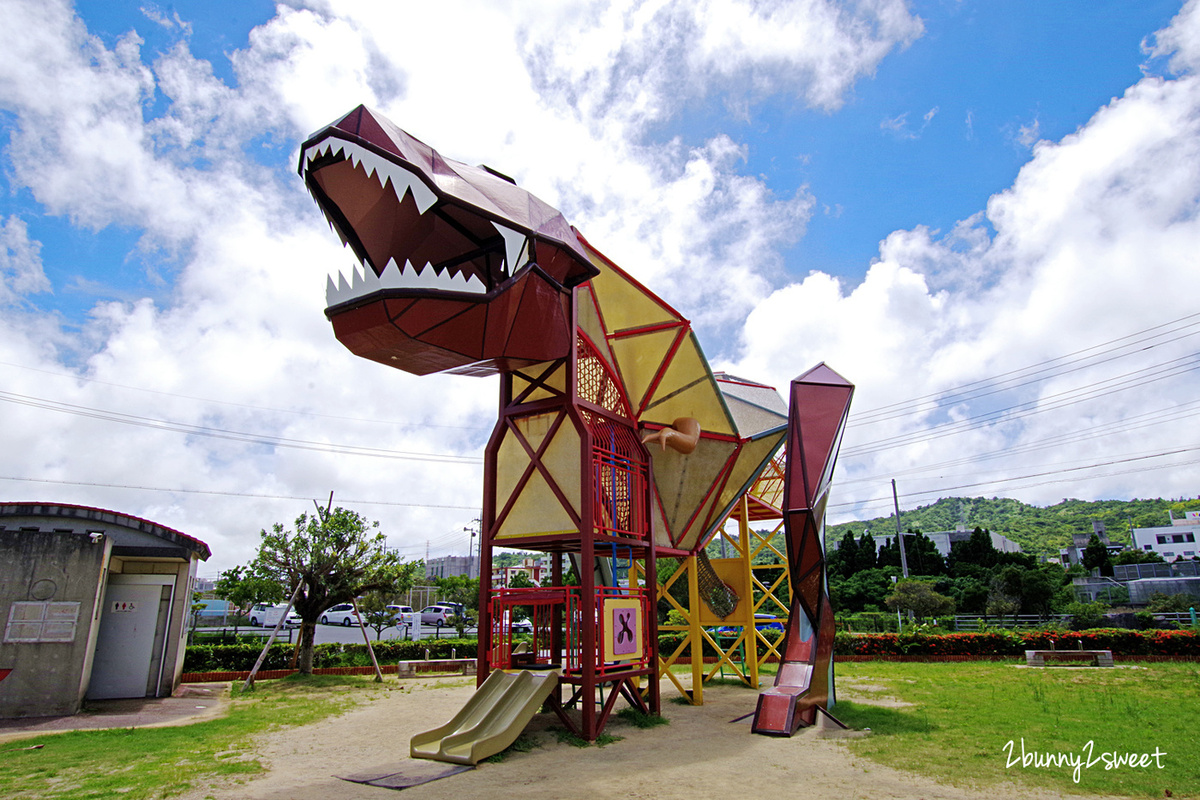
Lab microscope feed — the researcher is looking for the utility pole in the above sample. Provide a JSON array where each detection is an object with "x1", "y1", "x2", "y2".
[
  {"x1": 464, "y1": 518, "x2": 480, "y2": 579},
  {"x1": 892, "y1": 479, "x2": 910, "y2": 579}
]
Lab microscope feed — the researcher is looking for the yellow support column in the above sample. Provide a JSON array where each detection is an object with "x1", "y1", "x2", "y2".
[
  {"x1": 685, "y1": 555, "x2": 703, "y2": 705},
  {"x1": 736, "y1": 497, "x2": 760, "y2": 689}
]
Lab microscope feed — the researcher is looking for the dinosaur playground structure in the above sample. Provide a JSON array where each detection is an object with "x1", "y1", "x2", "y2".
[{"x1": 300, "y1": 106, "x2": 854, "y2": 754}]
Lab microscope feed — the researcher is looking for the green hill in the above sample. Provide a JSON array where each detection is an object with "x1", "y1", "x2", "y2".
[{"x1": 826, "y1": 496, "x2": 1200, "y2": 559}]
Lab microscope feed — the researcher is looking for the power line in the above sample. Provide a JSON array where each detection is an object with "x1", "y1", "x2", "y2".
[
  {"x1": 849, "y1": 309, "x2": 1200, "y2": 426},
  {"x1": 830, "y1": 448, "x2": 1200, "y2": 516},
  {"x1": 0, "y1": 475, "x2": 481, "y2": 510},
  {"x1": 0, "y1": 359, "x2": 491, "y2": 433},
  {"x1": 0, "y1": 389, "x2": 482, "y2": 465},
  {"x1": 842, "y1": 351, "x2": 1200, "y2": 458}
]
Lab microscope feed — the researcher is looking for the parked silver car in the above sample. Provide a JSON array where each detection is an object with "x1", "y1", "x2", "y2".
[{"x1": 419, "y1": 604, "x2": 456, "y2": 626}]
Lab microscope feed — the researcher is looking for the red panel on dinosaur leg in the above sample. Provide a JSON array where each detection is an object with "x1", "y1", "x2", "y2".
[
  {"x1": 784, "y1": 366, "x2": 854, "y2": 511},
  {"x1": 794, "y1": 566, "x2": 824, "y2": 627},
  {"x1": 809, "y1": 592, "x2": 836, "y2": 706}
]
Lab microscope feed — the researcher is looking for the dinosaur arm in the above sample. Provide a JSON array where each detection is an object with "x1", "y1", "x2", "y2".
[{"x1": 641, "y1": 417, "x2": 701, "y2": 455}]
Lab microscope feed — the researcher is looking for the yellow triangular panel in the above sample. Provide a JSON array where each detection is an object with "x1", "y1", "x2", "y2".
[
  {"x1": 538, "y1": 417, "x2": 581, "y2": 520},
  {"x1": 497, "y1": 412, "x2": 556, "y2": 511},
  {"x1": 675, "y1": 474, "x2": 729, "y2": 554},
  {"x1": 642, "y1": 334, "x2": 734, "y2": 435},
  {"x1": 588, "y1": 259, "x2": 679, "y2": 333},
  {"x1": 650, "y1": 438, "x2": 737, "y2": 546},
  {"x1": 708, "y1": 433, "x2": 785, "y2": 534},
  {"x1": 644, "y1": 380, "x2": 736, "y2": 437},
  {"x1": 577, "y1": 286, "x2": 617, "y2": 370},
  {"x1": 495, "y1": 429, "x2": 528, "y2": 517},
  {"x1": 609, "y1": 327, "x2": 680, "y2": 413},
  {"x1": 495, "y1": 465, "x2": 578, "y2": 539},
  {"x1": 651, "y1": 488, "x2": 672, "y2": 550}
]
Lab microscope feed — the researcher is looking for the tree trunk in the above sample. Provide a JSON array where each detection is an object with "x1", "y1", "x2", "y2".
[{"x1": 297, "y1": 621, "x2": 317, "y2": 675}]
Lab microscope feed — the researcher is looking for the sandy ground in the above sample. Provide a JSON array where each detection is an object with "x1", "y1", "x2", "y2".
[{"x1": 171, "y1": 675, "x2": 1109, "y2": 800}]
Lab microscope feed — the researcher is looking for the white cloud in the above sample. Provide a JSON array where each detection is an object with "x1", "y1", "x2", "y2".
[
  {"x1": 0, "y1": 0, "x2": 922, "y2": 573},
  {"x1": 0, "y1": 217, "x2": 51, "y2": 304},
  {"x1": 729, "y1": 41, "x2": 1200, "y2": 520}
]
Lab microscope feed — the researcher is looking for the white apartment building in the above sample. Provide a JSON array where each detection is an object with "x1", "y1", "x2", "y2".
[{"x1": 1131, "y1": 510, "x2": 1200, "y2": 562}]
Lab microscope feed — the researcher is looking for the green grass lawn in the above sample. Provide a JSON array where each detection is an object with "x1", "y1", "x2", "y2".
[
  {"x1": 0, "y1": 674, "x2": 401, "y2": 800},
  {"x1": 834, "y1": 661, "x2": 1200, "y2": 797}
]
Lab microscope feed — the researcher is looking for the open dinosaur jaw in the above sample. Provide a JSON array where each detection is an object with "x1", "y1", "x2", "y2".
[{"x1": 301, "y1": 134, "x2": 534, "y2": 310}]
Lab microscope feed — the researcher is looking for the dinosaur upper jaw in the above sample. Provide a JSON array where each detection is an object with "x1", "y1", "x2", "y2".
[
  {"x1": 299, "y1": 106, "x2": 597, "y2": 375},
  {"x1": 301, "y1": 106, "x2": 596, "y2": 307}
]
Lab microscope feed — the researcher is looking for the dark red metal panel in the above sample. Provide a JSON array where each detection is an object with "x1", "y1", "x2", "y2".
[{"x1": 753, "y1": 363, "x2": 853, "y2": 737}]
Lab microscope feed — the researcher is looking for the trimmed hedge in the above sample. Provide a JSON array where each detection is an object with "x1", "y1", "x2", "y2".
[
  {"x1": 183, "y1": 638, "x2": 477, "y2": 672},
  {"x1": 184, "y1": 628, "x2": 1199, "y2": 671}
]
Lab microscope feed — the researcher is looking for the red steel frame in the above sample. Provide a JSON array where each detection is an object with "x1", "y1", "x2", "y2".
[{"x1": 478, "y1": 286, "x2": 660, "y2": 741}]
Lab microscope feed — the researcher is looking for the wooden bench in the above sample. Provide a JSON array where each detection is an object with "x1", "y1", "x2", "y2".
[{"x1": 1025, "y1": 649, "x2": 1113, "y2": 667}]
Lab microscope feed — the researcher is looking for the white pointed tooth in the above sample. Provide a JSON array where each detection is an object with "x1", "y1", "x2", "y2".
[
  {"x1": 492, "y1": 222, "x2": 529, "y2": 274},
  {"x1": 326, "y1": 274, "x2": 339, "y2": 306},
  {"x1": 379, "y1": 259, "x2": 406, "y2": 290},
  {"x1": 453, "y1": 270, "x2": 488, "y2": 294},
  {"x1": 350, "y1": 265, "x2": 367, "y2": 295},
  {"x1": 336, "y1": 270, "x2": 351, "y2": 301}
]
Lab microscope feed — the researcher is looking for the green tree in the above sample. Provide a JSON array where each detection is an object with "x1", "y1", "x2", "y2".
[
  {"x1": 985, "y1": 568, "x2": 1022, "y2": 621},
  {"x1": 947, "y1": 527, "x2": 999, "y2": 574},
  {"x1": 876, "y1": 536, "x2": 901, "y2": 569},
  {"x1": 884, "y1": 579, "x2": 956, "y2": 621},
  {"x1": 1146, "y1": 591, "x2": 1193, "y2": 613},
  {"x1": 831, "y1": 531, "x2": 859, "y2": 579},
  {"x1": 435, "y1": 574, "x2": 480, "y2": 637},
  {"x1": 1114, "y1": 549, "x2": 1165, "y2": 565},
  {"x1": 854, "y1": 532, "x2": 878, "y2": 572},
  {"x1": 830, "y1": 567, "x2": 898, "y2": 613},
  {"x1": 946, "y1": 576, "x2": 989, "y2": 615},
  {"x1": 1082, "y1": 533, "x2": 1114, "y2": 576},
  {"x1": 905, "y1": 530, "x2": 946, "y2": 575},
  {"x1": 1018, "y1": 565, "x2": 1065, "y2": 619},
  {"x1": 214, "y1": 565, "x2": 284, "y2": 634},
  {"x1": 252, "y1": 506, "x2": 411, "y2": 674}
]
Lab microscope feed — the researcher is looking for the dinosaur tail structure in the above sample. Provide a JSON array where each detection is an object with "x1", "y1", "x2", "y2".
[{"x1": 752, "y1": 364, "x2": 854, "y2": 736}]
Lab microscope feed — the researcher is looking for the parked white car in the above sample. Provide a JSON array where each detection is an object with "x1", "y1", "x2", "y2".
[
  {"x1": 386, "y1": 605, "x2": 417, "y2": 627},
  {"x1": 248, "y1": 604, "x2": 301, "y2": 628},
  {"x1": 320, "y1": 603, "x2": 362, "y2": 626}
]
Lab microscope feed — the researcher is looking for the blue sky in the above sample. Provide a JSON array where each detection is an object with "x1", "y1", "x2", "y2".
[
  {"x1": 9, "y1": 1, "x2": 1182, "y2": 319},
  {"x1": 2, "y1": 0, "x2": 1200, "y2": 574}
]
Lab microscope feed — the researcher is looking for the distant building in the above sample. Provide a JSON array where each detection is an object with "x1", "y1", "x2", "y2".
[
  {"x1": 426, "y1": 555, "x2": 475, "y2": 580},
  {"x1": 1130, "y1": 510, "x2": 1200, "y2": 562},
  {"x1": 1059, "y1": 521, "x2": 1125, "y2": 567},
  {"x1": 0, "y1": 502, "x2": 210, "y2": 719},
  {"x1": 850, "y1": 525, "x2": 1021, "y2": 559},
  {"x1": 493, "y1": 557, "x2": 548, "y2": 588}
]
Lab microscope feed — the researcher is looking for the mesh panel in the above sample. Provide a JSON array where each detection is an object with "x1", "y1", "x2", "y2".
[
  {"x1": 696, "y1": 550, "x2": 740, "y2": 620},
  {"x1": 584, "y1": 411, "x2": 647, "y2": 538},
  {"x1": 577, "y1": 335, "x2": 631, "y2": 417}
]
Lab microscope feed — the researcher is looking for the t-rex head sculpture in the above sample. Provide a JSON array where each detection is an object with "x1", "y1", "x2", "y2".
[{"x1": 299, "y1": 106, "x2": 599, "y2": 376}]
